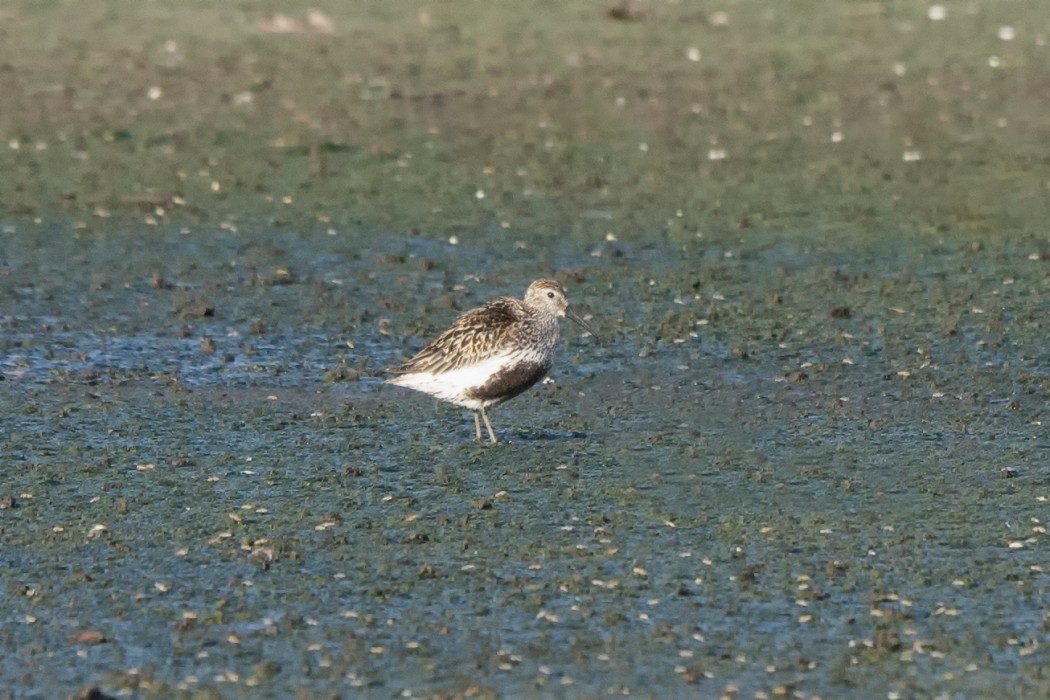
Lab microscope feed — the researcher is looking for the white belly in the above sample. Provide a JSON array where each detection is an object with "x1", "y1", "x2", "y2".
[{"x1": 388, "y1": 351, "x2": 545, "y2": 409}]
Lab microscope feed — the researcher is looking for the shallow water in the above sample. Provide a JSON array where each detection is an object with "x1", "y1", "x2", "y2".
[
  {"x1": 2, "y1": 1, "x2": 1050, "y2": 697},
  {"x1": 2, "y1": 221, "x2": 1047, "y2": 699}
]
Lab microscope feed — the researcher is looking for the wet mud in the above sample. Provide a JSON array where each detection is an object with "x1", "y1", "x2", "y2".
[{"x1": 2, "y1": 2, "x2": 1048, "y2": 698}]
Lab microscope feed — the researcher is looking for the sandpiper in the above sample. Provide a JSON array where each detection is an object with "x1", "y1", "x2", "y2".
[{"x1": 386, "y1": 279, "x2": 595, "y2": 444}]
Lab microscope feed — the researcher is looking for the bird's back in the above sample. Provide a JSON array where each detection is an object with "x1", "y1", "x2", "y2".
[{"x1": 389, "y1": 296, "x2": 526, "y2": 376}]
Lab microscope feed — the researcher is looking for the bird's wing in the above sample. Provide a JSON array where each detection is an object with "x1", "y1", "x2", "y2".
[{"x1": 390, "y1": 297, "x2": 523, "y2": 375}]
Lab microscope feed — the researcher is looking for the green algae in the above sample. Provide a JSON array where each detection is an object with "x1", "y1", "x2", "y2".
[{"x1": 2, "y1": 1, "x2": 1049, "y2": 698}]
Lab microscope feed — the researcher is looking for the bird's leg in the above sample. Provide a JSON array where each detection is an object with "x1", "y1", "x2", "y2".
[
  {"x1": 473, "y1": 411, "x2": 483, "y2": 443},
  {"x1": 479, "y1": 406, "x2": 499, "y2": 444}
]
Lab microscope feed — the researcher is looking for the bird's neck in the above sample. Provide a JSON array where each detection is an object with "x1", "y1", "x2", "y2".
[{"x1": 522, "y1": 314, "x2": 560, "y2": 352}]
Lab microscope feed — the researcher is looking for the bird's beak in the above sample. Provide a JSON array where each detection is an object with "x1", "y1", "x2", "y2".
[{"x1": 566, "y1": 306, "x2": 598, "y2": 342}]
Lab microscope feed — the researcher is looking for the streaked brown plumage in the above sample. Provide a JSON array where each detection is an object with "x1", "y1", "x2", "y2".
[{"x1": 387, "y1": 279, "x2": 595, "y2": 443}]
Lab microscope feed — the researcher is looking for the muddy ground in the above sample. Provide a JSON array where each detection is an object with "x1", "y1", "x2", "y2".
[{"x1": 1, "y1": 2, "x2": 1048, "y2": 698}]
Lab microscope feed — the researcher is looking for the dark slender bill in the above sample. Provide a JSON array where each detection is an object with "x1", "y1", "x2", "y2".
[{"x1": 566, "y1": 306, "x2": 598, "y2": 342}]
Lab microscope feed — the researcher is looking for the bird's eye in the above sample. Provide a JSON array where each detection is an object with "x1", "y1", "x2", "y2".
[{"x1": 547, "y1": 291, "x2": 555, "y2": 298}]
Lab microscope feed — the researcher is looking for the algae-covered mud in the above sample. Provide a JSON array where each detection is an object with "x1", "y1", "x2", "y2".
[{"x1": 2, "y1": 2, "x2": 1048, "y2": 698}]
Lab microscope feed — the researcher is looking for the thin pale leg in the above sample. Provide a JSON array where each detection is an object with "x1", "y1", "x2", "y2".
[
  {"x1": 473, "y1": 411, "x2": 483, "y2": 443},
  {"x1": 479, "y1": 406, "x2": 498, "y2": 444}
]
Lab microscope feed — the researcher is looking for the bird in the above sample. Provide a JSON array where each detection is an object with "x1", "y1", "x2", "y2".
[{"x1": 386, "y1": 279, "x2": 595, "y2": 444}]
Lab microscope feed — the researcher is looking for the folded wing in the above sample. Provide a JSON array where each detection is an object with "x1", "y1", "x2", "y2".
[{"x1": 389, "y1": 297, "x2": 524, "y2": 375}]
